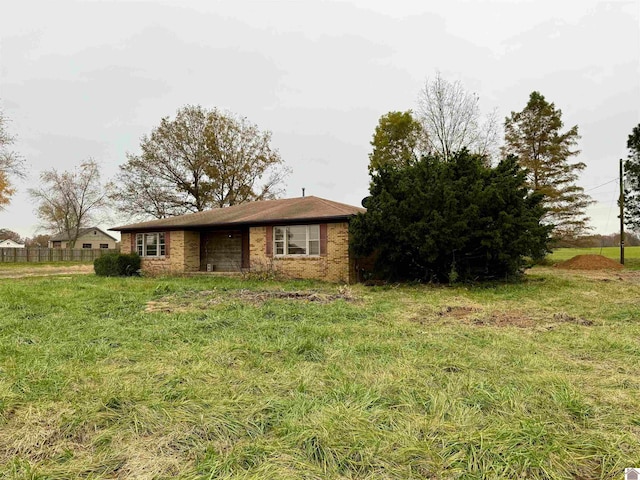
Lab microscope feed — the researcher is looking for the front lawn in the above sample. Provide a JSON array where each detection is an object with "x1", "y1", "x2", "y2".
[{"x1": 0, "y1": 271, "x2": 638, "y2": 478}]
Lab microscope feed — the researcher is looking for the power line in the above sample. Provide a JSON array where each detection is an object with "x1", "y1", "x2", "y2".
[{"x1": 584, "y1": 177, "x2": 619, "y2": 193}]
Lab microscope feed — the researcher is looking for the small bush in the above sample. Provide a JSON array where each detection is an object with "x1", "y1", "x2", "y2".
[{"x1": 94, "y1": 253, "x2": 141, "y2": 277}]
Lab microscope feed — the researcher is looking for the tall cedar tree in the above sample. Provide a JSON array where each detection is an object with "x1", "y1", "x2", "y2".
[
  {"x1": 350, "y1": 151, "x2": 551, "y2": 282},
  {"x1": 624, "y1": 124, "x2": 640, "y2": 231},
  {"x1": 503, "y1": 91, "x2": 592, "y2": 240},
  {"x1": 112, "y1": 105, "x2": 289, "y2": 220}
]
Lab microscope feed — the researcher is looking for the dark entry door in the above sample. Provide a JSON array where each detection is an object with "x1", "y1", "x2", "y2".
[{"x1": 200, "y1": 230, "x2": 243, "y2": 271}]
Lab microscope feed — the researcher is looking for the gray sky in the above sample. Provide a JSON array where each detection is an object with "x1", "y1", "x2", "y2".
[{"x1": 1, "y1": 0, "x2": 638, "y2": 239}]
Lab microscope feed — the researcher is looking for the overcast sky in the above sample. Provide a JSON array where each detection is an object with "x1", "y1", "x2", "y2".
[{"x1": 1, "y1": 0, "x2": 638, "y2": 239}]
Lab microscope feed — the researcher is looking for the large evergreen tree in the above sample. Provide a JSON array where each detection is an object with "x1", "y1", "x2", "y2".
[
  {"x1": 350, "y1": 151, "x2": 551, "y2": 282},
  {"x1": 624, "y1": 123, "x2": 640, "y2": 231},
  {"x1": 503, "y1": 92, "x2": 592, "y2": 240}
]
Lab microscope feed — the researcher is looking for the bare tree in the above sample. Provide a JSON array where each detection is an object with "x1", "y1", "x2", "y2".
[
  {"x1": 0, "y1": 228, "x2": 23, "y2": 243},
  {"x1": 29, "y1": 160, "x2": 109, "y2": 248},
  {"x1": 0, "y1": 108, "x2": 25, "y2": 209},
  {"x1": 112, "y1": 105, "x2": 290, "y2": 220},
  {"x1": 416, "y1": 72, "x2": 499, "y2": 162},
  {"x1": 24, "y1": 233, "x2": 52, "y2": 248}
]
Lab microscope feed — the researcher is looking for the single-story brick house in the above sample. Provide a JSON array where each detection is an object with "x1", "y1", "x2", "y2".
[
  {"x1": 49, "y1": 227, "x2": 118, "y2": 249},
  {"x1": 110, "y1": 196, "x2": 365, "y2": 283}
]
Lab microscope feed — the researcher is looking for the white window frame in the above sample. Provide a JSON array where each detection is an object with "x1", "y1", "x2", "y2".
[
  {"x1": 273, "y1": 225, "x2": 320, "y2": 257},
  {"x1": 136, "y1": 232, "x2": 166, "y2": 257}
]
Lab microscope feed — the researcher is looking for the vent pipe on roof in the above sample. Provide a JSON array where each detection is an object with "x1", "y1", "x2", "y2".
[{"x1": 302, "y1": 187, "x2": 305, "y2": 197}]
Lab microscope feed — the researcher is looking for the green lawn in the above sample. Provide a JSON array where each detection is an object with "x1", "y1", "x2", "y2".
[
  {"x1": 549, "y1": 245, "x2": 640, "y2": 269},
  {"x1": 1, "y1": 271, "x2": 639, "y2": 479}
]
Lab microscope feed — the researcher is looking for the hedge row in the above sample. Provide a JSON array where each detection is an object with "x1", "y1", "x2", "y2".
[{"x1": 94, "y1": 253, "x2": 141, "y2": 277}]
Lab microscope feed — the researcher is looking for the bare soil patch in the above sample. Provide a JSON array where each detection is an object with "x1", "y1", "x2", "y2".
[
  {"x1": 409, "y1": 304, "x2": 594, "y2": 329},
  {"x1": 145, "y1": 287, "x2": 357, "y2": 313},
  {"x1": 473, "y1": 311, "x2": 535, "y2": 328},
  {"x1": 555, "y1": 254, "x2": 623, "y2": 271},
  {"x1": 438, "y1": 305, "x2": 480, "y2": 318}
]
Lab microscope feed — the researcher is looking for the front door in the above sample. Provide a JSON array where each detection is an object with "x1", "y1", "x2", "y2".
[{"x1": 200, "y1": 230, "x2": 243, "y2": 272}]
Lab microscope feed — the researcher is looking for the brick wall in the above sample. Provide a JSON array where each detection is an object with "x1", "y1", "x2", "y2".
[
  {"x1": 125, "y1": 225, "x2": 352, "y2": 281},
  {"x1": 249, "y1": 222, "x2": 353, "y2": 283},
  {"x1": 121, "y1": 233, "x2": 132, "y2": 254},
  {"x1": 181, "y1": 231, "x2": 200, "y2": 272},
  {"x1": 121, "y1": 230, "x2": 200, "y2": 274}
]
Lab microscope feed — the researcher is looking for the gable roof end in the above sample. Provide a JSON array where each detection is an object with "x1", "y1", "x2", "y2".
[{"x1": 49, "y1": 227, "x2": 118, "y2": 242}]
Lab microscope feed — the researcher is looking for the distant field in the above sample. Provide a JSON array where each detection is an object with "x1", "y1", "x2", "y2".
[
  {"x1": 548, "y1": 245, "x2": 640, "y2": 269},
  {"x1": 1, "y1": 271, "x2": 639, "y2": 478}
]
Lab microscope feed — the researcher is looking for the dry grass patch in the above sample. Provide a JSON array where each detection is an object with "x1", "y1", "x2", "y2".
[
  {"x1": 145, "y1": 287, "x2": 358, "y2": 313},
  {"x1": 0, "y1": 264, "x2": 93, "y2": 279}
]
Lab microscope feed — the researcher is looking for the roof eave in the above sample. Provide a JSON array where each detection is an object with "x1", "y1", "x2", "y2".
[{"x1": 110, "y1": 214, "x2": 359, "y2": 232}]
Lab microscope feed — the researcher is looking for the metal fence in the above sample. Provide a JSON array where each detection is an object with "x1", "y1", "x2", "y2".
[{"x1": 0, "y1": 247, "x2": 119, "y2": 263}]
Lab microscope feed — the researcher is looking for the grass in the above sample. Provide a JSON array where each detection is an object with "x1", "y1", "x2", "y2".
[
  {"x1": 0, "y1": 270, "x2": 639, "y2": 479},
  {"x1": 549, "y1": 245, "x2": 640, "y2": 269},
  {"x1": 0, "y1": 261, "x2": 94, "y2": 270}
]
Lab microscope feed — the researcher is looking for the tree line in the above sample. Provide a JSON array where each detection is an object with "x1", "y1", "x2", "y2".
[
  {"x1": 0, "y1": 105, "x2": 288, "y2": 248},
  {"x1": 351, "y1": 75, "x2": 639, "y2": 281},
  {"x1": 1, "y1": 76, "x2": 640, "y2": 253}
]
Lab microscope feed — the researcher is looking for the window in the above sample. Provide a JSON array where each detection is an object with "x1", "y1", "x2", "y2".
[
  {"x1": 274, "y1": 225, "x2": 319, "y2": 256},
  {"x1": 100, "y1": 243, "x2": 109, "y2": 249},
  {"x1": 82, "y1": 243, "x2": 92, "y2": 249},
  {"x1": 136, "y1": 232, "x2": 165, "y2": 257}
]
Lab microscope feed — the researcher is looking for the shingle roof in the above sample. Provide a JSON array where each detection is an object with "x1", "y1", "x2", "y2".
[
  {"x1": 50, "y1": 227, "x2": 118, "y2": 242},
  {"x1": 111, "y1": 196, "x2": 365, "y2": 232}
]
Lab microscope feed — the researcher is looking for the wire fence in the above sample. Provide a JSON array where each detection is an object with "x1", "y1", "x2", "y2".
[{"x1": 0, "y1": 248, "x2": 119, "y2": 263}]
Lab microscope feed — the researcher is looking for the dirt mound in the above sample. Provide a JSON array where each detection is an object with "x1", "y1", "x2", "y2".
[{"x1": 556, "y1": 254, "x2": 623, "y2": 271}]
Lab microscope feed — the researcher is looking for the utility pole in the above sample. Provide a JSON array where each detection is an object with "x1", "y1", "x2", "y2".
[{"x1": 620, "y1": 158, "x2": 625, "y2": 265}]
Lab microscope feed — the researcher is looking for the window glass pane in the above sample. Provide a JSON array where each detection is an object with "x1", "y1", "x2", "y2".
[
  {"x1": 100, "y1": 244, "x2": 109, "y2": 249},
  {"x1": 309, "y1": 225, "x2": 320, "y2": 241},
  {"x1": 309, "y1": 240, "x2": 320, "y2": 255},
  {"x1": 287, "y1": 226, "x2": 307, "y2": 255},
  {"x1": 145, "y1": 233, "x2": 157, "y2": 256},
  {"x1": 82, "y1": 243, "x2": 92, "y2": 249},
  {"x1": 274, "y1": 227, "x2": 285, "y2": 255},
  {"x1": 159, "y1": 233, "x2": 165, "y2": 256},
  {"x1": 136, "y1": 234, "x2": 143, "y2": 256}
]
